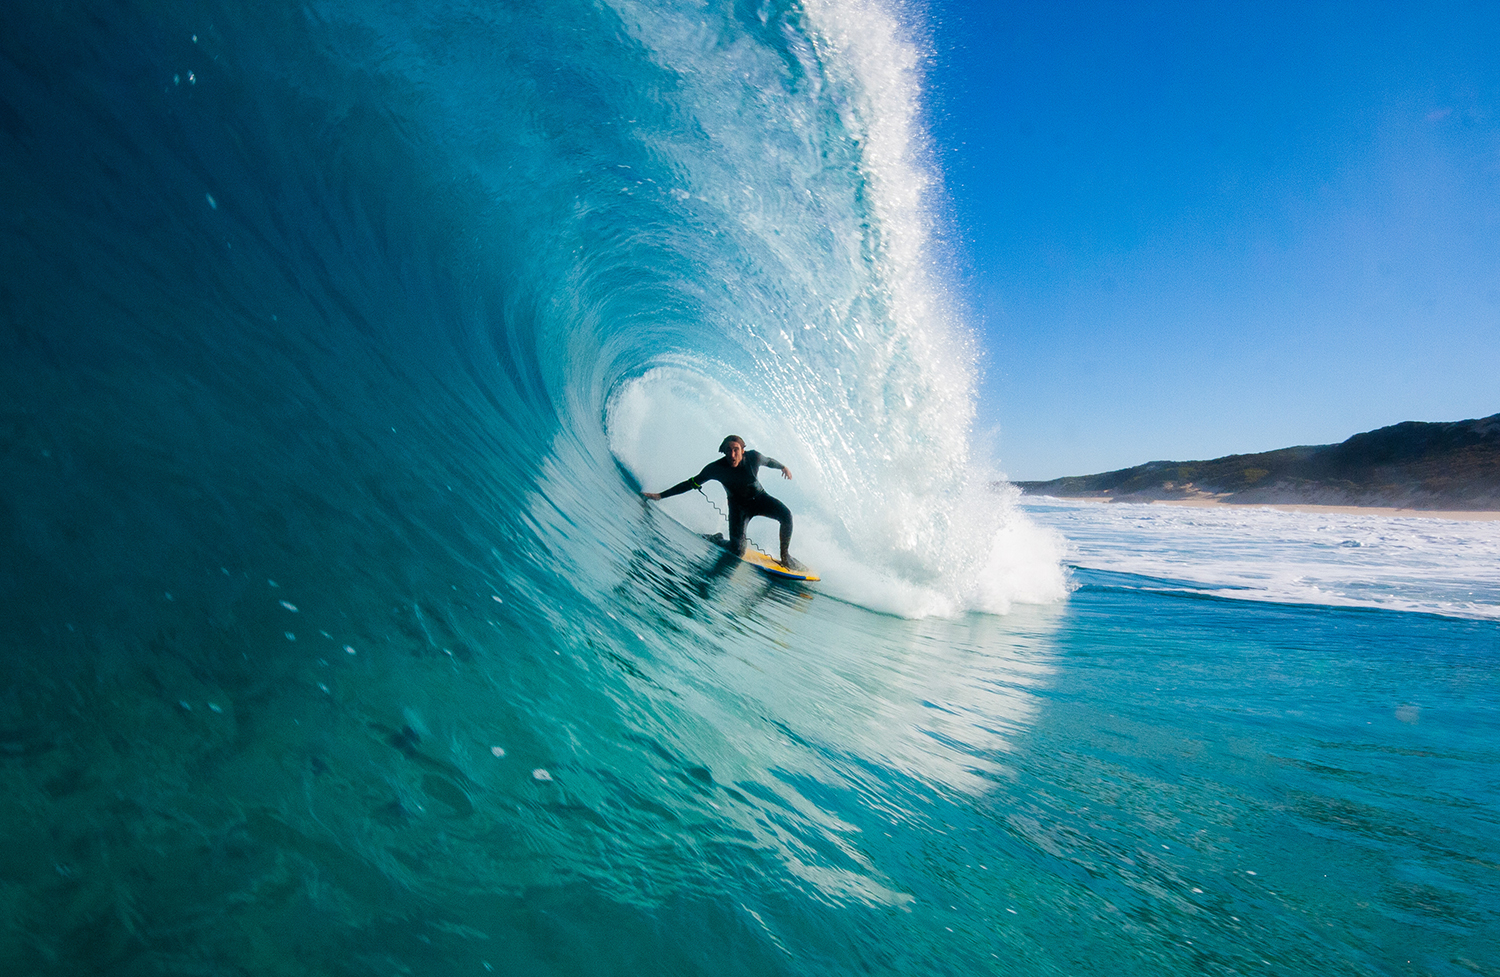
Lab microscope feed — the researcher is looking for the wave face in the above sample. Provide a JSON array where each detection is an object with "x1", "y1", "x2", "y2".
[
  {"x1": 3, "y1": 0, "x2": 1065, "y2": 622},
  {"x1": 0, "y1": 0, "x2": 1068, "y2": 970}
]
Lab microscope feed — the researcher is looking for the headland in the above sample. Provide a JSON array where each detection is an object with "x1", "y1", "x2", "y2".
[{"x1": 1015, "y1": 413, "x2": 1500, "y2": 516}]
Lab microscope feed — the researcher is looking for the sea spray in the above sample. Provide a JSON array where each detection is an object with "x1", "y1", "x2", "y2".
[{"x1": 597, "y1": 0, "x2": 1068, "y2": 615}]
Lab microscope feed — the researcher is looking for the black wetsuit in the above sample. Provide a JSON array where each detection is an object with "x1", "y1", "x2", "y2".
[{"x1": 658, "y1": 450, "x2": 792, "y2": 556}]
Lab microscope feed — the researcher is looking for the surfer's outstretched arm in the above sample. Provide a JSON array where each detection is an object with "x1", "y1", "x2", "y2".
[
  {"x1": 643, "y1": 465, "x2": 714, "y2": 501},
  {"x1": 762, "y1": 456, "x2": 792, "y2": 480}
]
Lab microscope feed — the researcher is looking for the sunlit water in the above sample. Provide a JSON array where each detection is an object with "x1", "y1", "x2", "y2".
[{"x1": 4, "y1": 530, "x2": 1495, "y2": 975}]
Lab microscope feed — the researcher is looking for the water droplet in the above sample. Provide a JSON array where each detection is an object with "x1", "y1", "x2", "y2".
[
  {"x1": 344, "y1": 645, "x2": 356, "y2": 655},
  {"x1": 280, "y1": 600, "x2": 298, "y2": 612},
  {"x1": 285, "y1": 632, "x2": 296, "y2": 641},
  {"x1": 491, "y1": 746, "x2": 505, "y2": 757},
  {"x1": 531, "y1": 768, "x2": 552, "y2": 782}
]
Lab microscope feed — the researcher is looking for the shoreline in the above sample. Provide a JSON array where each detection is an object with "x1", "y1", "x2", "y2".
[{"x1": 1025, "y1": 494, "x2": 1500, "y2": 522}]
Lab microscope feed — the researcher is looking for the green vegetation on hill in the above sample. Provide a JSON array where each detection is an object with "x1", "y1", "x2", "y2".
[{"x1": 1015, "y1": 414, "x2": 1500, "y2": 509}]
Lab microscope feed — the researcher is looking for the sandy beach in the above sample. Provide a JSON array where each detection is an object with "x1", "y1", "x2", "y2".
[{"x1": 1034, "y1": 494, "x2": 1500, "y2": 521}]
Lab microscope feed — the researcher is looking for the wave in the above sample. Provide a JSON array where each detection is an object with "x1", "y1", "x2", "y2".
[
  {"x1": 1, "y1": 0, "x2": 1068, "y2": 643},
  {"x1": 0, "y1": 2, "x2": 1073, "y2": 944}
]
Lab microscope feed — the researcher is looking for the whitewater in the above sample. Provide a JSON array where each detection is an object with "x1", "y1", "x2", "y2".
[
  {"x1": 1028, "y1": 498, "x2": 1500, "y2": 621},
  {"x1": 0, "y1": 0, "x2": 1496, "y2": 974}
]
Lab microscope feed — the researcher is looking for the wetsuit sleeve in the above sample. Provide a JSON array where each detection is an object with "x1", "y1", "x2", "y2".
[
  {"x1": 657, "y1": 463, "x2": 717, "y2": 499},
  {"x1": 760, "y1": 456, "x2": 784, "y2": 470}
]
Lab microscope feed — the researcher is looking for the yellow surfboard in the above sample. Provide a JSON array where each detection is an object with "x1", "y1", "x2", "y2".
[{"x1": 740, "y1": 549, "x2": 820, "y2": 582}]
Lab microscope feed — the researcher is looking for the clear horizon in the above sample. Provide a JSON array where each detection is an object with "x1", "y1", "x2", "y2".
[{"x1": 926, "y1": 0, "x2": 1500, "y2": 481}]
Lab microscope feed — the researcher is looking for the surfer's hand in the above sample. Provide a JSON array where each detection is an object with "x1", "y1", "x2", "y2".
[
  {"x1": 779, "y1": 467, "x2": 792, "y2": 479},
  {"x1": 643, "y1": 492, "x2": 662, "y2": 500}
]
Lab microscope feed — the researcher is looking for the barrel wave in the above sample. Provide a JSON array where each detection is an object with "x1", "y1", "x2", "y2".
[
  {"x1": 7, "y1": 1, "x2": 1496, "y2": 975},
  {"x1": 6, "y1": 0, "x2": 1062, "y2": 617},
  {"x1": 1, "y1": 0, "x2": 1067, "y2": 970}
]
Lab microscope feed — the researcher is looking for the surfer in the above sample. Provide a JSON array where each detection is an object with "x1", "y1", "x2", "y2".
[{"x1": 643, "y1": 435, "x2": 797, "y2": 568}]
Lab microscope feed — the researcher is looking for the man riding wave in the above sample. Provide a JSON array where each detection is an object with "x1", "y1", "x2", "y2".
[{"x1": 643, "y1": 435, "x2": 797, "y2": 568}]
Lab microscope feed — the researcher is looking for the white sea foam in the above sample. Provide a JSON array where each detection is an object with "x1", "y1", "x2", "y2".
[{"x1": 1026, "y1": 498, "x2": 1500, "y2": 621}]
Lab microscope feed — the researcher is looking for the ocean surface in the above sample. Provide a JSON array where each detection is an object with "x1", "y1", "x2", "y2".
[{"x1": 2, "y1": 0, "x2": 1497, "y2": 974}]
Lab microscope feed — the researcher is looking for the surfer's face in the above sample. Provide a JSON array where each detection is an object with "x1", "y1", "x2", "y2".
[{"x1": 725, "y1": 442, "x2": 744, "y2": 466}]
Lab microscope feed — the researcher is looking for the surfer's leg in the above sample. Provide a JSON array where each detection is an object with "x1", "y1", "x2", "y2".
[
  {"x1": 727, "y1": 501, "x2": 749, "y2": 556},
  {"x1": 756, "y1": 495, "x2": 793, "y2": 565}
]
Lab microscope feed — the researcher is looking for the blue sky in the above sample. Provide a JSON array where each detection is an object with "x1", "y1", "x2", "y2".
[{"x1": 925, "y1": 1, "x2": 1500, "y2": 480}]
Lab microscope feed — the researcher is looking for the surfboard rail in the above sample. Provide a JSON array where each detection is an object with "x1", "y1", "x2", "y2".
[{"x1": 739, "y1": 549, "x2": 820, "y2": 582}]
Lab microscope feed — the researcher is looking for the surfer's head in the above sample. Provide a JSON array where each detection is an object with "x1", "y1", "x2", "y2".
[{"x1": 719, "y1": 435, "x2": 745, "y2": 465}]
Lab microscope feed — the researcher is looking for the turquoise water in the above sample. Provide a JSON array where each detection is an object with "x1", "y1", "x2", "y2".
[
  {"x1": 3, "y1": 555, "x2": 1495, "y2": 974},
  {"x1": 2, "y1": 0, "x2": 1497, "y2": 973}
]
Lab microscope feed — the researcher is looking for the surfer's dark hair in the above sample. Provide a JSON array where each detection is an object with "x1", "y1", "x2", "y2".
[{"x1": 719, "y1": 435, "x2": 745, "y2": 454}]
